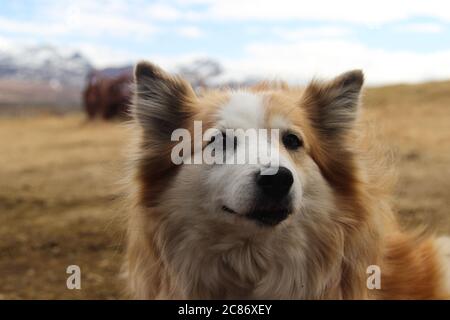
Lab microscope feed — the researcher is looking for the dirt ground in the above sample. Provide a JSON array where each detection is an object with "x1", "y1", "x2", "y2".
[{"x1": 0, "y1": 81, "x2": 450, "y2": 299}]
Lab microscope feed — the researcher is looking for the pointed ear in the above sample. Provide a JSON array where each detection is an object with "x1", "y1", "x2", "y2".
[
  {"x1": 303, "y1": 70, "x2": 364, "y2": 138},
  {"x1": 132, "y1": 61, "x2": 196, "y2": 139}
]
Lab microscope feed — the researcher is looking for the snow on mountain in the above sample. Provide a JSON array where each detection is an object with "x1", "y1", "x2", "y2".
[
  {"x1": 0, "y1": 46, "x2": 261, "y2": 110},
  {"x1": 0, "y1": 45, "x2": 93, "y2": 88}
]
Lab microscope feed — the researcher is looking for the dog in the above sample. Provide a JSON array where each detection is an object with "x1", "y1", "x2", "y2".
[{"x1": 123, "y1": 61, "x2": 450, "y2": 299}]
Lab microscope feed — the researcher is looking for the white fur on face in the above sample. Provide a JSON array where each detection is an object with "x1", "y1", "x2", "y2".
[{"x1": 217, "y1": 92, "x2": 265, "y2": 130}]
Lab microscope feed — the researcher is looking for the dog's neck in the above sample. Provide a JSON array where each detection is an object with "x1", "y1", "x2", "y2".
[{"x1": 152, "y1": 210, "x2": 349, "y2": 299}]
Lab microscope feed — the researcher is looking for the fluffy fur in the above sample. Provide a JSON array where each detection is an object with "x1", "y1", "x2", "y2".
[{"x1": 123, "y1": 61, "x2": 450, "y2": 299}]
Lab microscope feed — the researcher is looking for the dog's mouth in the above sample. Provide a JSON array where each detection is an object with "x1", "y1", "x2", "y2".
[{"x1": 222, "y1": 205, "x2": 291, "y2": 227}]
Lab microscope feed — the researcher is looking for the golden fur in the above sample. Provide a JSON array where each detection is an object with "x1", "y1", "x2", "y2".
[{"x1": 123, "y1": 61, "x2": 450, "y2": 299}]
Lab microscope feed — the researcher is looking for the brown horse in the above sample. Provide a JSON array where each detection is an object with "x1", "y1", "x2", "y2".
[{"x1": 83, "y1": 71, "x2": 132, "y2": 120}]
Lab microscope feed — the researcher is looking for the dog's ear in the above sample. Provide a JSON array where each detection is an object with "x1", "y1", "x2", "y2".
[
  {"x1": 132, "y1": 61, "x2": 196, "y2": 139},
  {"x1": 303, "y1": 70, "x2": 364, "y2": 138}
]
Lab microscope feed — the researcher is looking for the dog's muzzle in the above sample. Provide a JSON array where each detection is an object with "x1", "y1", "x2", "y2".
[{"x1": 223, "y1": 166, "x2": 294, "y2": 226}]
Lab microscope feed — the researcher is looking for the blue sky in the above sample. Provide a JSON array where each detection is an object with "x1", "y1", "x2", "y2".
[{"x1": 1, "y1": 0, "x2": 450, "y2": 84}]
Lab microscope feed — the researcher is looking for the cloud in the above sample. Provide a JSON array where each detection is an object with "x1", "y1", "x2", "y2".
[
  {"x1": 0, "y1": 35, "x2": 14, "y2": 50},
  {"x1": 0, "y1": 17, "x2": 69, "y2": 36},
  {"x1": 144, "y1": 3, "x2": 182, "y2": 20},
  {"x1": 11, "y1": 36, "x2": 450, "y2": 86},
  {"x1": 73, "y1": 43, "x2": 142, "y2": 67},
  {"x1": 0, "y1": 1, "x2": 158, "y2": 39},
  {"x1": 217, "y1": 39, "x2": 450, "y2": 85},
  {"x1": 175, "y1": 0, "x2": 450, "y2": 25},
  {"x1": 395, "y1": 22, "x2": 444, "y2": 34},
  {"x1": 272, "y1": 26, "x2": 351, "y2": 40},
  {"x1": 2, "y1": 0, "x2": 450, "y2": 85},
  {"x1": 77, "y1": 42, "x2": 209, "y2": 70},
  {"x1": 2, "y1": 0, "x2": 450, "y2": 41},
  {"x1": 176, "y1": 26, "x2": 204, "y2": 38}
]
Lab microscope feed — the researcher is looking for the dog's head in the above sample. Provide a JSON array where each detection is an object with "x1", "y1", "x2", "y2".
[{"x1": 132, "y1": 62, "x2": 363, "y2": 230}]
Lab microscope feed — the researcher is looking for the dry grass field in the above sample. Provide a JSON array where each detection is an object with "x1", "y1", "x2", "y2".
[{"x1": 0, "y1": 81, "x2": 450, "y2": 299}]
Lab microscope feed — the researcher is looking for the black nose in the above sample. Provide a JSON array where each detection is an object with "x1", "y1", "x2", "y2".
[{"x1": 256, "y1": 167, "x2": 294, "y2": 199}]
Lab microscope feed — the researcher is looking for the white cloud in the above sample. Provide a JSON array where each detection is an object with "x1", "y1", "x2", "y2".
[
  {"x1": 176, "y1": 26, "x2": 204, "y2": 38},
  {"x1": 395, "y1": 22, "x2": 444, "y2": 34},
  {"x1": 273, "y1": 26, "x2": 351, "y2": 40},
  {"x1": 76, "y1": 42, "x2": 210, "y2": 71},
  {"x1": 173, "y1": 0, "x2": 450, "y2": 25},
  {"x1": 0, "y1": 35, "x2": 15, "y2": 50},
  {"x1": 0, "y1": 1, "x2": 158, "y2": 39},
  {"x1": 69, "y1": 37, "x2": 450, "y2": 85},
  {"x1": 0, "y1": 17, "x2": 69, "y2": 36},
  {"x1": 2, "y1": 0, "x2": 450, "y2": 40},
  {"x1": 2, "y1": 0, "x2": 450, "y2": 85},
  {"x1": 66, "y1": 14, "x2": 157, "y2": 38},
  {"x1": 144, "y1": 3, "x2": 182, "y2": 20},
  {"x1": 217, "y1": 39, "x2": 450, "y2": 85},
  {"x1": 74, "y1": 44, "x2": 142, "y2": 67}
]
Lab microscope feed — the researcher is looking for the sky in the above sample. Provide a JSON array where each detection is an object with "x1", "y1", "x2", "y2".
[{"x1": 2, "y1": 0, "x2": 450, "y2": 84}]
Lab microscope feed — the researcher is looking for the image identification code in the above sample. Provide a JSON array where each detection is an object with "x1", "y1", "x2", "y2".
[{"x1": 178, "y1": 304, "x2": 272, "y2": 317}]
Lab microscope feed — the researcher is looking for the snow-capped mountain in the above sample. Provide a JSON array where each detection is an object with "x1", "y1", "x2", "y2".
[{"x1": 0, "y1": 45, "x2": 93, "y2": 88}]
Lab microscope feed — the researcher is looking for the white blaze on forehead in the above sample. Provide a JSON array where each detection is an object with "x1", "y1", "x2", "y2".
[
  {"x1": 218, "y1": 91, "x2": 265, "y2": 129},
  {"x1": 216, "y1": 91, "x2": 283, "y2": 171}
]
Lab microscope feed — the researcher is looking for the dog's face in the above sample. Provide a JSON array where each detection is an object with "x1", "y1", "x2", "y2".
[{"x1": 133, "y1": 62, "x2": 363, "y2": 231}]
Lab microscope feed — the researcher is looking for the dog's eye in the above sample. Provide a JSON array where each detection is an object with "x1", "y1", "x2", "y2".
[{"x1": 282, "y1": 133, "x2": 303, "y2": 150}]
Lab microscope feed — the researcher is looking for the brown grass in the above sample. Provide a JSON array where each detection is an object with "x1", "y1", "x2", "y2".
[
  {"x1": 365, "y1": 82, "x2": 450, "y2": 232},
  {"x1": 0, "y1": 81, "x2": 450, "y2": 299},
  {"x1": 0, "y1": 116, "x2": 126, "y2": 299}
]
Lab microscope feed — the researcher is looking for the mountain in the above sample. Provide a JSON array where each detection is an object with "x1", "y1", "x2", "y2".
[
  {"x1": 0, "y1": 45, "x2": 93, "y2": 88},
  {"x1": 0, "y1": 48, "x2": 259, "y2": 112}
]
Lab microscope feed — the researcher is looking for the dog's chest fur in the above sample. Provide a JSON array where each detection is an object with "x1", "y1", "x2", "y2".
[{"x1": 150, "y1": 209, "x2": 344, "y2": 299}]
